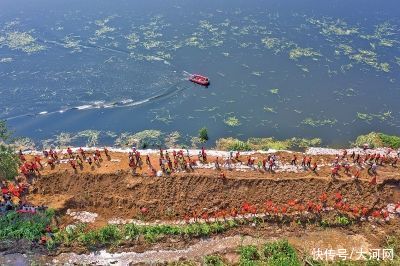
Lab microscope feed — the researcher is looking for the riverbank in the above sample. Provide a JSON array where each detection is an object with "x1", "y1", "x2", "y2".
[{"x1": 2, "y1": 144, "x2": 400, "y2": 264}]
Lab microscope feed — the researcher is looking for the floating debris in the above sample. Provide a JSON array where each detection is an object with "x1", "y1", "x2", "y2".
[
  {"x1": 263, "y1": 107, "x2": 277, "y2": 113},
  {"x1": 307, "y1": 17, "x2": 359, "y2": 36},
  {"x1": 115, "y1": 130, "x2": 162, "y2": 148},
  {"x1": 1, "y1": 31, "x2": 46, "y2": 53},
  {"x1": 165, "y1": 131, "x2": 181, "y2": 148},
  {"x1": 251, "y1": 71, "x2": 263, "y2": 76},
  {"x1": 357, "y1": 111, "x2": 393, "y2": 123},
  {"x1": 62, "y1": 35, "x2": 82, "y2": 53},
  {"x1": 126, "y1": 33, "x2": 140, "y2": 49},
  {"x1": 12, "y1": 137, "x2": 36, "y2": 151},
  {"x1": 349, "y1": 49, "x2": 391, "y2": 72},
  {"x1": 224, "y1": 116, "x2": 241, "y2": 127},
  {"x1": 55, "y1": 132, "x2": 73, "y2": 148},
  {"x1": 301, "y1": 118, "x2": 337, "y2": 127},
  {"x1": 76, "y1": 130, "x2": 101, "y2": 147},
  {"x1": 269, "y1": 88, "x2": 279, "y2": 94},
  {"x1": 289, "y1": 47, "x2": 321, "y2": 60},
  {"x1": 0, "y1": 57, "x2": 13, "y2": 63}
]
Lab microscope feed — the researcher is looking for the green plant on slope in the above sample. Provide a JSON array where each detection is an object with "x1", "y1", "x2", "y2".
[
  {"x1": 378, "y1": 133, "x2": 400, "y2": 149},
  {"x1": 0, "y1": 209, "x2": 54, "y2": 241},
  {"x1": 96, "y1": 224, "x2": 121, "y2": 245},
  {"x1": 199, "y1": 127, "x2": 209, "y2": 142},
  {"x1": 263, "y1": 240, "x2": 300, "y2": 266},
  {"x1": 239, "y1": 245, "x2": 260, "y2": 265},
  {"x1": 335, "y1": 216, "x2": 351, "y2": 226},
  {"x1": 204, "y1": 255, "x2": 225, "y2": 266},
  {"x1": 0, "y1": 120, "x2": 19, "y2": 181}
]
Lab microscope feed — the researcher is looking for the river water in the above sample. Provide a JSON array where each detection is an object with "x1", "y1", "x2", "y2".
[{"x1": 1, "y1": 0, "x2": 399, "y2": 147}]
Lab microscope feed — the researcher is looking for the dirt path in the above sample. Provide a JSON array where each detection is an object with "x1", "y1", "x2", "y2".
[{"x1": 0, "y1": 230, "x2": 375, "y2": 265}]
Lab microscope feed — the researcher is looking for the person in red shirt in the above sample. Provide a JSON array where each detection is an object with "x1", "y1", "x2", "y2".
[
  {"x1": 31, "y1": 162, "x2": 40, "y2": 175},
  {"x1": 312, "y1": 162, "x2": 318, "y2": 173},
  {"x1": 78, "y1": 147, "x2": 86, "y2": 159},
  {"x1": 291, "y1": 155, "x2": 297, "y2": 166},
  {"x1": 262, "y1": 158, "x2": 267, "y2": 170},
  {"x1": 370, "y1": 176, "x2": 377, "y2": 186},
  {"x1": 47, "y1": 157, "x2": 55, "y2": 169},
  {"x1": 20, "y1": 165, "x2": 29, "y2": 177},
  {"x1": 306, "y1": 156, "x2": 312, "y2": 168},
  {"x1": 104, "y1": 147, "x2": 110, "y2": 159},
  {"x1": 301, "y1": 156, "x2": 306, "y2": 167},
  {"x1": 70, "y1": 160, "x2": 77, "y2": 171},
  {"x1": 391, "y1": 157, "x2": 398, "y2": 167},
  {"x1": 342, "y1": 149, "x2": 347, "y2": 159},
  {"x1": 67, "y1": 147, "x2": 73, "y2": 158},
  {"x1": 34, "y1": 156, "x2": 43, "y2": 168},
  {"x1": 344, "y1": 164, "x2": 350, "y2": 175},
  {"x1": 95, "y1": 149, "x2": 101, "y2": 159},
  {"x1": 331, "y1": 166, "x2": 339, "y2": 179},
  {"x1": 87, "y1": 156, "x2": 93, "y2": 167}
]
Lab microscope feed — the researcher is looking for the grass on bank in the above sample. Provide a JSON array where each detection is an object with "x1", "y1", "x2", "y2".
[
  {"x1": 353, "y1": 132, "x2": 400, "y2": 149},
  {"x1": 235, "y1": 240, "x2": 300, "y2": 266},
  {"x1": 51, "y1": 219, "x2": 239, "y2": 249},
  {"x1": 0, "y1": 209, "x2": 54, "y2": 241},
  {"x1": 215, "y1": 137, "x2": 322, "y2": 151}
]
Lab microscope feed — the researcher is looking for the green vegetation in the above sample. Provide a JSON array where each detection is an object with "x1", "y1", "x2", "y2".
[
  {"x1": 204, "y1": 255, "x2": 225, "y2": 266},
  {"x1": 0, "y1": 120, "x2": 19, "y2": 181},
  {"x1": 216, "y1": 137, "x2": 321, "y2": 151},
  {"x1": 269, "y1": 88, "x2": 279, "y2": 94},
  {"x1": 51, "y1": 220, "x2": 238, "y2": 249},
  {"x1": 0, "y1": 210, "x2": 54, "y2": 241},
  {"x1": 334, "y1": 216, "x2": 351, "y2": 227},
  {"x1": 301, "y1": 118, "x2": 337, "y2": 127},
  {"x1": 236, "y1": 240, "x2": 300, "y2": 265},
  {"x1": 264, "y1": 240, "x2": 300, "y2": 266},
  {"x1": 115, "y1": 130, "x2": 163, "y2": 148},
  {"x1": 199, "y1": 127, "x2": 209, "y2": 142},
  {"x1": 353, "y1": 132, "x2": 400, "y2": 148},
  {"x1": 224, "y1": 116, "x2": 241, "y2": 127},
  {"x1": 239, "y1": 245, "x2": 260, "y2": 264}
]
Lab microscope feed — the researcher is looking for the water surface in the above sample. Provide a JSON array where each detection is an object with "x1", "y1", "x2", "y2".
[{"x1": 1, "y1": 0, "x2": 399, "y2": 147}]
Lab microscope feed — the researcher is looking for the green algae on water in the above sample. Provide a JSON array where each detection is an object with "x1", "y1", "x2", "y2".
[
  {"x1": 75, "y1": 130, "x2": 101, "y2": 147},
  {"x1": 289, "y1": 47, "x2": 321, "y2": 60},
  {"x1": 263, "y1": 107, "x2": 277, "y2": 113},
  {"x1": 115, "y1": 130, "x2": 162, "y2": 148},
  {"x1": 224, "y1": 116, "x2": 241, "y2": 127},
  {"x1": 269, "y1": 88, "x2": 279, "y2": 95},
  {"x1": 301, "y1": 118, "x2": 337, "y2": 127}
]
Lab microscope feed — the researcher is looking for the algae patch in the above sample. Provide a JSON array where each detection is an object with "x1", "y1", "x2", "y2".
[{"x1": 224, "y1": 116, "x2": 241, "y2": 127}]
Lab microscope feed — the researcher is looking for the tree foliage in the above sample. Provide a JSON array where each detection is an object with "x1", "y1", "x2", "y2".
[
  {"x1": 0, "y1": 120, "x2": 19, "y2": 181},
  {"x1": 198, "y1": 127, "x2": 209, "y2": 142}
]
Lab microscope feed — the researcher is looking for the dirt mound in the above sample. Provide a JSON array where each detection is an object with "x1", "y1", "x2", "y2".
[{"x1": 30, "y1": 171, "x2": 400, "y2": 221}]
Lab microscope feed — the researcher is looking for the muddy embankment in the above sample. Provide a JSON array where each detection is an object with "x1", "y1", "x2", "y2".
[{"x1": 30, "y1": 171, "x2": 400, "y2": 221}]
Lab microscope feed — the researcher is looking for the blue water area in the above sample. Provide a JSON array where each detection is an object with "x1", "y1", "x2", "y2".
[{"x1": 0, "y1": 0, "x2": 399, "y2": 147}]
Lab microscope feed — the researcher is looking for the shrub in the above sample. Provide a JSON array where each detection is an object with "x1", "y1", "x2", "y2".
[
  {"x1": 216, "y1": 138, "x2": 251, "y2": 151},
  {"x1": 239, "y1": 245, "x2": 260, "y2": 263},
  {"x1": 78, "y1": 230, "x2": 97, "y2": 247},
  {"x1": 335, "y1": 216, "x2": 351, "y2": 226},
  {"x1": 263, "y1": 240, "x2": 300, "y2": 266},
  {"x1": 96, "y1": 224, "x2": 122, "y2": 245},
  {"x1": 352, "y1": 132, "x2": 383, "y2": 148},
  {"x1": 204, "y1": 255, "x2": 225, "y2": 266},
  {"x1": 199, "y1": 127, "x2": 209, "y2": 142},
  {"x1": 0, "y1": 121, "x2": 19, "y2": 181},
  {"x1": 378, "y1": 133, "x2": 400, "y2": 149},
  {"x1": 0, "y1": 209, "x2": 54, "y2": 241},
  {"x1": 124, "y1": 223, "x2": 140, "y2": 239}
]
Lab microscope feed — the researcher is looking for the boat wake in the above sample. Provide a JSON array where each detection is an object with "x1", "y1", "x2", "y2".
[{"x1": 4, "y1": 76, "x2": 191, "y2": 121}]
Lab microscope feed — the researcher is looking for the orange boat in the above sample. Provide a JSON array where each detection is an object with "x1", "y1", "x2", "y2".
[{"x1": 189, "y1": 74, "x2": 210, "y2": 86}]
